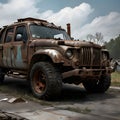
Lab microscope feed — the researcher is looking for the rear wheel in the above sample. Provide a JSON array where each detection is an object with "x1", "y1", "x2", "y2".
[
  {"x1": 0, "y1": 68, "x2": 5, "y2": 84},
  {"x1": 30, "y1": 62, "x2": 62, "y2": 100},
  {"x1": 83, "y1": 75, "x2": 111, "y2": 93}
]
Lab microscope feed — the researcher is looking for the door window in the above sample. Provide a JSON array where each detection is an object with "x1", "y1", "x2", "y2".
[
  {"x1": 15, "y1": 26, "x2": 28, "y2": 42},
  {"x1": 5, "y1": 28, "x2": 14, "y2": 43}
]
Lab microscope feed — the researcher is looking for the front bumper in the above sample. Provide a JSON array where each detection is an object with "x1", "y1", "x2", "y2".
[{"x1": 62, "y1": 67, "x2": 112, "y2": 79}]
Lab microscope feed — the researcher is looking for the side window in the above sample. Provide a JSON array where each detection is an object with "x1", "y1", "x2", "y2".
[
  {"x1": 15, "y1": 26, "x2": 28, "y2": 42},
  {"x1": 5, "y1": 28, "x2": 14, "y2": 43}
]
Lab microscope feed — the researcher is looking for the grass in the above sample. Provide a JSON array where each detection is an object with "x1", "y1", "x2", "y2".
[{"x1": 111, "y1": 72, "x2": 120, "y2": 87}]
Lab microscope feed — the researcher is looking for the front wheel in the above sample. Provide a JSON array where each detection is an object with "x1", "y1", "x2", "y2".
[
  {"x1": 30, "y1": 62, "x2": 62, "y2": 100},
  {"x1": 83, "y1": 75, "x2": 111, "y2": 93}
]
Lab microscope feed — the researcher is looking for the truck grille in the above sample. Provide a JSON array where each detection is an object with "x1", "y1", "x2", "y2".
[{"x1": 79, "y1": 47, "x2": 101, "y2": 66}]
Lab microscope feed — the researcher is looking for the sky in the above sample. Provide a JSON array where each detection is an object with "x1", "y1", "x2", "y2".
[{"x1": 0, "y1": 0, "x2": 120, "y2": 42}]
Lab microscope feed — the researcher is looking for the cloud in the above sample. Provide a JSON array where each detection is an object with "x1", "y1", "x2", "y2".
[
  {"x1": 78, "y1": 12, "x2": 120, "y2": 41},
  {"x1": 0, "y1": 1, "x2": 93, "y2": 28},
  {"x1": 0, "y1": 0, "x2": 40, "y2": 26},
  {"x1": 0, "y1": 0, "x2": 119, "y2": 41},
  {"x1": 42, "y1": 3, "x2": 94, "y2": 32}
]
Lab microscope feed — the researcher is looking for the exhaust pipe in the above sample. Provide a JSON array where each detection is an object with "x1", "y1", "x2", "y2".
[{"x1": 67, "y1": 23, "x2": 71, "y2": 37}]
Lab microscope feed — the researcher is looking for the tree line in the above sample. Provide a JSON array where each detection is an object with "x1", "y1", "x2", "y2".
[{"x1": 105, "y1": 34, "x2": 120, "y2": 59}]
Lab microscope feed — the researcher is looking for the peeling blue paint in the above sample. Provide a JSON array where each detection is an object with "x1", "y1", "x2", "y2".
[
  {"x1": 3, "y1": 45, "x2": 27, "y2": 69},
  {"x1": 15, "y1": 46, "x2": 25, "y2": 68},
  {"x1": 11, "y1": 49, "x2": 15, "y2": 67}
]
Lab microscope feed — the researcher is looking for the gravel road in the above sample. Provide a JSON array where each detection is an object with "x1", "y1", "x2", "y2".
[{"x1": 0, "y1": 76, "x2": 120, "y2": 120}]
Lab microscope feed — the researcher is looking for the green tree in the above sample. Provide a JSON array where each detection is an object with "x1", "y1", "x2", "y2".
[{"x1": 105, "y1": 34, "x2": 120, "y2": 58}]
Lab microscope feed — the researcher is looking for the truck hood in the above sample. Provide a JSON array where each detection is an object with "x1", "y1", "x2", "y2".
[
  {"x1": 64, "y1": 40, "x2": 101, "y2": 48},
  {"x1": 29, "y1": 39, "x2": 101, "y2": 48}
]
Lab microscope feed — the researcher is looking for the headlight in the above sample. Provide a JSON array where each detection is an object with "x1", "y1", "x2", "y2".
[{"x1": 66, "y1": 49, "x2": 73, "y2": 58}]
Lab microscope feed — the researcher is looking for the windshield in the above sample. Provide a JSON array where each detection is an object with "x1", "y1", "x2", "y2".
[{"x1": 30, "y1": 24, "x2": 71, "y2": 40}]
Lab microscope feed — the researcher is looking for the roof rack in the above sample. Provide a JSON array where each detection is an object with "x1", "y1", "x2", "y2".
[{"x1": 17, "y1": 17, "x2": 47, "y2": 23}]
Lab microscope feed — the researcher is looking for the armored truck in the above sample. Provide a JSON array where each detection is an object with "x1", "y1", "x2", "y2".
[{"x1": 0, "y1": 18, "x2": 112, "y2": 100}]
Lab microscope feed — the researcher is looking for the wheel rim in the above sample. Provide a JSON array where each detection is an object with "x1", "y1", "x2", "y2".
[{"x1": 33, "y1": 70, "x2": 46, "y2": 94}]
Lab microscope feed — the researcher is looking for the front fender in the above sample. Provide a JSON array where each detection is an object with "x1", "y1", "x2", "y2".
[{"x1": 33, "y1": 49, "x2": 65, "y2": 63}]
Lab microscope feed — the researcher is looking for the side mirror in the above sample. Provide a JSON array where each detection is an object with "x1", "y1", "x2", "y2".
[{"x1": 16, "y1": 34, "x2": 22, "y2": 41}]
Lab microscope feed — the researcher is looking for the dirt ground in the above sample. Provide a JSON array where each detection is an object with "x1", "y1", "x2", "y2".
[{"x1": 0, "y1": 76, "x2": 120, "y2": 120}]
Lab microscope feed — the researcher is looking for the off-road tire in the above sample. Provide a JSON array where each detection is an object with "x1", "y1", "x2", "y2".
[
  {"x1": 83, "y1": 75, "x2": 111, "y2": 93},
  {"x1": 30, "y1": 62, "x2": 62, "y2": 100},
  {"x1": 0, "y1": 68, "x2": 4, "y2": 84}
]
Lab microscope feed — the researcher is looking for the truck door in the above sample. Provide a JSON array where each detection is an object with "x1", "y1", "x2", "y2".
[
  {"x1": 3, "y1": 27, "x2": 14, "y2": 67},
  {"x1": 12, "y1": 25, "x2": 28, "y2": 69},
  {"x1": 0, "y1": 28, "x2": 5, "y2": 67}
]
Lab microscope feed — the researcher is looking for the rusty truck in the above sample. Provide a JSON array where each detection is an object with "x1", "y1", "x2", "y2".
[{"x1": 0, "y1": 18, "x2": 112, "y2": 100}]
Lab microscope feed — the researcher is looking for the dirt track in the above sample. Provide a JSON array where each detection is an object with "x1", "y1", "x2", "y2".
[{"x1": 0, "y1": 76, "x2": 120, "y2": 120}]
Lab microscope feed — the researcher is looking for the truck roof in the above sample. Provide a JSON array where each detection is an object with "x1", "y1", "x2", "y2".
[
  {"x1": 3, "y1": 17, "x2": 64, "y2": 30},
  {"x1": 17, "y1": 17, "x2": 47, "y2": 23}
]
